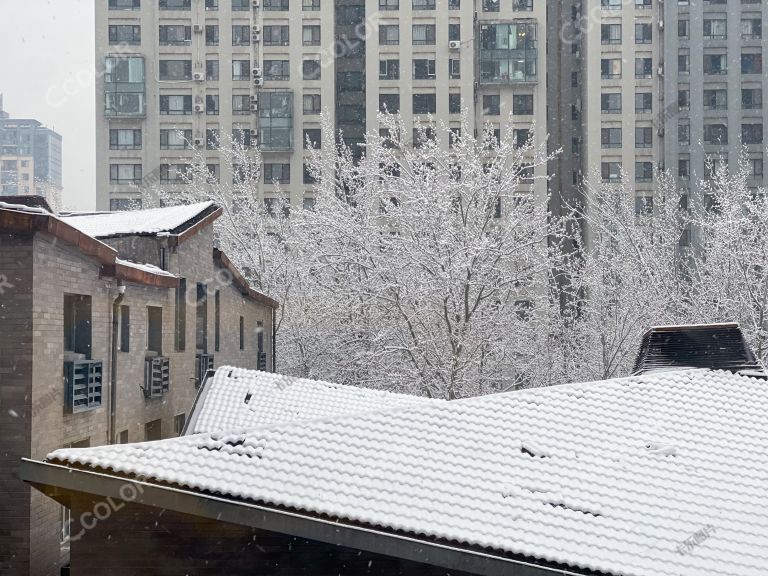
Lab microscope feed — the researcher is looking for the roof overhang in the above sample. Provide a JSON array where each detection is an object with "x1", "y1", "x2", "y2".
[
  {"x1": 20, "y1": 459, "x2": 588, "y2": 576},
  {"x1": 101, "y1": 261, "x2": 180, "y2": 289},
  {"x1": 213, "y1": 248, "x2": 279, "y2": 309}
]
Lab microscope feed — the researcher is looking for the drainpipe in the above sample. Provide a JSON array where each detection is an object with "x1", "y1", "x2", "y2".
[
  {"x1": 272, "y1": 307, "x2": 277, "y2": 373},
  {"x1": 109, "y1": 284, "x2": 126, "y2": 444}
]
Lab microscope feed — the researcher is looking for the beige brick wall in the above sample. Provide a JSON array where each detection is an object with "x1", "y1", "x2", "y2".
[{"x1": 1, "y1": 225, "x2": 276, "y2": 576}]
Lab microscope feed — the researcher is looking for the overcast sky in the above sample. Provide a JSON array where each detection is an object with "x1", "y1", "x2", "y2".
[{"x1": 0, "y1": 0, "x2": 95, "y2": 210}]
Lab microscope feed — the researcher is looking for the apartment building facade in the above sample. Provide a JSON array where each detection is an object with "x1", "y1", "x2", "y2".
[
  {"x1": 0, "y1": 198, "x2": 278, "y2": 576},
  {"x1": 95, "y1": 0, "x2": 549, "y2": 211},
  {"x1": 663, "y1": 0, "x2": 767, "y2": 205},
  {"x1": 0, "y1": 95, "x2": 63, "y2": 205}
]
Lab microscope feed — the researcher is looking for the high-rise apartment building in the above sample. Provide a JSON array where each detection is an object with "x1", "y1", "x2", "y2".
[
  {"x1": 0, "y1": 95, "x2": 63, "y2": 205},
  {"x1": 95, "y1": 0, "x2": 549, "y2": 211},
  {"x1": 663, "y1": 0, "x2": 767, "y2": 202}
]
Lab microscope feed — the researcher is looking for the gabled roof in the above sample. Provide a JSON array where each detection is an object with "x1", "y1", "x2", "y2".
[
  {"x1": 60, "y1": 201, "x2": 220, "y2": 240},
  {"x1": 41, "y1": 369, "x2": 768, "y2": 576},
  {"x1": 212, "y1": 250, "x2": 279, "y2": 309},
  {"x1": 186, "y1": 366, "x2": 437, "y2": 434}
]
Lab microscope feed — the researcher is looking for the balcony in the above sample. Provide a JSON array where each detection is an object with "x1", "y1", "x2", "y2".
[
  {"x1": 143, "y1": 356, "x2": 170, "y2": 398},
  {"x1": 478, "y1": 22, "x2": 538, "y2": 84},
  {"x1": 195, "y1": 353, "x2": 215, "y2": 388},
  {"x1": 64, "y1": 359, "x2": 103, "y2": 413}
]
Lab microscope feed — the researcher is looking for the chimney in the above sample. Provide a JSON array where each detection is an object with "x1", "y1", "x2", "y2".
[{"x1": 633, "y1": 323, "x2": 766, "y2": 378}]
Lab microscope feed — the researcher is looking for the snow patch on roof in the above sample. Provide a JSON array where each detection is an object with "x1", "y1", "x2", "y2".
[
  {"x1": 190, "y1": 366, "x2": 436, "y2": 433},
  {"x1": 48, "y1": 369, "x2": 768, "y2": 576},
  {"x1": 0, "y1": 201, "x2": 50, "y2": 214},
  {"x1": 116, "y1": 258, "x2": 178, "y2": 278},
  {"x1": 60, "y1": 201, "x2": 215, "y2": 238}
]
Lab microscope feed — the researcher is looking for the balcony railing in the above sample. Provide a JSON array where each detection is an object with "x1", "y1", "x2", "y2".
[
  {"x1": 144, "y1": 356, "x2": 170, "y2": 398},
  {"x1": 64, "y1": 360, "x2": 103, "y2": 413}
]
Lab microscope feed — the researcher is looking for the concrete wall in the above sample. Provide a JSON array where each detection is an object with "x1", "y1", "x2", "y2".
[{"x1": 68, "y1": 492, "x2": 484, "y2": 576}]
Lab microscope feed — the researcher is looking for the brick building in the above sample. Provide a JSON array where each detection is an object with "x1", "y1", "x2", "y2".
[{"x1": 0, "y1": 197, "x2": 278, "y2": 576}]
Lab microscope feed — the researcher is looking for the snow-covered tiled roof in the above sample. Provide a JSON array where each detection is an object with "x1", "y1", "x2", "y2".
[
  {"x1": 60, "y1": 201, "x2": 216, "y2": 238},
  {"x1": 47, "y1": 369, "x2": 768, "y2": 576},
  {"x1": 188, "y1": 366, "x2": 436, "y2": 434},
  {"x1": 116, "y1": 258, "x2": 178, "y2": 278}
]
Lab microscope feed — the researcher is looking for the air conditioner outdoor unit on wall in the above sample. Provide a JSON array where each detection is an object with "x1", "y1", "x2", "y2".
[
  {"x1": 252, "y1": 66, "x2": 262, "y2": 77},
  {"x1": 193, "y1": 24, "x2": 204, "y2": 33},
  {"x1": 194, "y1": 103, "x2": 205, "y2": 113},
  {"x1": 449, "y1": 40, "x2": 461, "y2": 50},
  {"x1": 193, "y1": 72, "x2": 205, "y2": 81},
  {"x1": 253, "y1": 0, "x2": 260, "y2": 6},
  {"x1": 253, "y1": 77, "x2": 264, "y2": 87},
  {"x1": 194, "y1": 137, "x2": 203, "y2": 147}
]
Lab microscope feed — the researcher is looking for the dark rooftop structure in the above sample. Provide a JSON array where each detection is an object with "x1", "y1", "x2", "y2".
[{"x1": 633, "y1": 323, "x2": 766, "y2": 377}]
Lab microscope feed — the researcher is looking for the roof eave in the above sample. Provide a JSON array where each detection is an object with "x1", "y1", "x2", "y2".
[
  {"x1": 20, "y1": 459, "x2": 588, "y2": 576},
  {"x1": 213, "y1": 248, "x2": 279, "y2": 309}
]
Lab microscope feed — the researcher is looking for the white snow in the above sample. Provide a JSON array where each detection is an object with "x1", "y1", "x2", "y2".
[
  {"x1": 60, "y1": 201, "x2": 215, "y2": 238},
  {"x1": 0, "y1": 201, "x2": 50, "y2": 214},
  {"x1": 47, "y1": 368, "x2": 768, "y2": 576},
  {"x1": 116, "y1": 258, "x2": 178, "y2": 278}
]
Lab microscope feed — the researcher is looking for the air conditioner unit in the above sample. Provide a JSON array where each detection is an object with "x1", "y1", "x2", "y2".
[
  {"x1": 193, "y1": 137, "x2": 203, "y2": 147},
  {"x1": 250, "y1": 129, "x2": 259, "y2": 138},
  {"x1": 658, "y1": 20, "x2": 664, "y2": 30},
  {"x1": 193, "y1": 24, "x2": 204, "y2": 33},
  {"x1": 250, "y1": 94, "x2": 258, "y2": 102},
  {"x1": 657, "y1": 127, "x2": 665, "y2": 137},
  {"x1": 194, "y1": 103, "x2": 205, "y2": 113},
  {"x1": 448, "y1": 40, "x2": 461, "y2": 50},
  {"x1": 253, "y1": 0, "x2": 260, "y2": 6},
  {"x1": 253, "y1": 77, "x2": 264, "y2": 87},
  {"x1": 250, "y1": 102, "x2": 259, "y2": 112},
  {"x1": 252, "y1": 66, "x2": 262, "y2": 77},
  {"x1": 193, "y1": 72, "x2": 205, "y2": 81}
]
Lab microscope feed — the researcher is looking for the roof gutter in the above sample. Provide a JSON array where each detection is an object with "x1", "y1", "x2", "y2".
[{"x1": 20, "y1": 459, "x2": 587, "y2": 576}]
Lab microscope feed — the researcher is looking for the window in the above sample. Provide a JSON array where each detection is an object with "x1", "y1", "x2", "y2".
[
  {"x1": 63, "y1": 294, "x2": 92, "y2": 357},
  {"x1": 303, "y1": 25, "x2": 320, "y2": 45},
  {"x1": 678, "y1": 54, "x2": 690, "y2": 74},
  {"x1": 264, "y1": 25, "x2": 289, "y2": 46},
  {"x1": 160, "y1": 163, "x2": 191, "y2": 184},
  {"x1": 260, "y1": 92, "x2": 293, "y2": 150},
  {"x1": 109, "y1": 24, "x2": 141, "y2": 45},
  {"x1": 379, "y1": 93, "x2": 400, "y2": 113},
  {"x1": 601, "y1": 93, "x2": 622, "y2": 114},
  {"x1": 413, "y1": 0, "x2": 435, "y2": 8},
  {"x1": 449, "y1": 127, "x2": 461, "y2": 149},
  {"x1": 160, "y1": 95, "x2": 192, "y2": 115},
  {"x1": 601, "y1": 162, "x2": 622, "y2": 182},
  {"x1": 601, "y1": 127, "x2": 622, "y2": 148},
  {"x1": 233, "y1": 0, "x2": 250, "y2": 8},
  {"x1": 679, "y1": 157, "x2": 690, "y2": 179},
  {"x1": 703, "y1": 123, "x2": 728, "y2": 145},
  {"x1": 742, "y1": 123, "x2": 763, "y2": 144},
  {"x1": 380, "y1": 0, "x2": 399, "y2": 8},
  {"x1": 635, "y1": 23, "x2": 652, "y2": 43},
  {"x1": 109, "y1": 129, "x2": 142, "y2": 150},
  {"x1": 303, "y1": 94, "x2": 321, "y2": 114},
  {"x1": 513, "y1": 128, "x2": 529, "y2": 148},
  {"x1": 110, "y1": 164, "x2": 142, "y2": 184},
  {"x1": 379, "y1": 25, "x2": 399, "y2": 45},
  {"x1": 413, "y1": 126, "x2": 436, "y2": 147},
  {"x1": 303, "y1": 128, "x2": 321, "y2": 149},
  {"x1": 204, "y1": 60, "x2": 219, "y2": 81},
  {"x1": 449, "y1": 59, "x2": 461, "y2": 79},
  {"x1": 303, "y1": 0, "x2": 320, "y2": 9},
  {"x1": 449, "y1": 23, "x2": 460, "y2": 41},
  {"x1": 232, "y1": 127, "x2": 254, "y2": 149},
  {"x1": 413, "y1": 59, "x2": 436, "y2": 79},
  {"x1": 144, "y1": 419, "x2": 161, "y2": 442},
  {"x1": 205, "y1": 24, "x2": 219, "y2": 45},
  {"x1": 483, "y1": 95, "x2": 500, "y2": 115},
  {"x1": 206, "y1": 94, "x2": 220, "y2": 115},
  {"x1": 239, "y1": 316, "x2": 245, "y2": 350},
  {"x1": 159, "y1": 25, "x2": 190, "y2": 45},
  {"x1": 703, "y1": 18, "x2": 727, "y2": 39},
  {"x1": 513, "y1": 94, "x2": 533, "y2": 115},
  {"x1": 233, "y1": 163, "x2": 258, "y2": 183},
  {"x1": 104, "y1": 56, "x2": 145, "y2": 116},
  {"x1": 174, "y1": 413, "x2": 186, "y2": 436},
  {"x1": 195, "y1": 283, "x2": 208, "y2": 353},
  {"x1": 206, "y1": 0, "x2": 218, "y2": 8},
  {"x1": 483, "y1": 0, "x2": 499, "y2": 11},
  {"x1": 159, "y1": 0, "x2": 190, "y2": 8},
  {"x1": 413, "y1": 93, "x2": 436, "y2": 114},
  {"x1": 703, "y1": 89, "x2": 727, "y2": 110},
  {"x1": 678, "y1": 19, "x2": 689, "y2": 38},
  {"x1": 742, "y1": 88, "x2": 762, "y2": 110},
  {"x1": 232, "y1": 94, "x2": 251, "y2": 115},
  {"x1": 601, "y1": 23, "x2": 621, "y2": 44},
  {"x1": 232, "y1": 25, "x2": 251, "y2": 45},
  {"x1": 264, "y1": 163, "x2": 290, "y2": 184},
  {"x1": 751, "y1": 157, "x2": 763, "y2": 177},
  {"x1": 742, "y1": 52, "x2": 763, "y2": 74},
  {"x1": 160, "y1": 128, "x2": 192, "y2": 149},
  {"x1": 303, "y1": 60, "x2": 321, "y2": 80},
  {"x1": 109, "y1": 0, "x2": 140, "y2": 8},
  {"x1": 635, "y1": 195, "x2": 653, "y2": 214},
  {"x1": 449, "y1": 0, "x2": 459, "y2": 8},
  {"x1": 635, "y1": 126, "x2": 653, "y2": 148},
  {"x1": 635, "y1": 57, "x2": 652, "y2": 78},
  {"x1": 205, "y1": 164, "x2": 220, "y2": 183},
  {"x1": 412, "y1": 24, "x2": 436, "y2": 45},
  {"x1": 118, "y1": 430, "x2": 129, "y2": 443},
  {"x1": 635, "y1": 92, "x2": 652, "y2": 113},
  {"x1": 379, "y1": 59, "x2": 400, "y2": 80},
  {"x1": 742, "y1": 18, "x2": 762, "y2": 39},
  {"x1": 264, "y1": 0, "x2": 289, "y2": 9},
  {"x1": 175, "y1": 278, "x2": 186, "y2": 351},
  {"x1": 213, "y1": 290, "x2": 221, "y2": 352},
  {"x1": 704, "y1": 54, "x2": 727, "y2": 75},
  {"x1": 678, "y1": 121, "x2": 690, "y2": 145},
  {"x1": 601, "y1": 58, "x2": 622, "y2": 79},
  {"x1": 110, "y1": 198, "x2": 141, "y2": 211},
  {"x1": 147, "y1": 306, "x2": 163, "y2": 354},
  {"x1": 159, "y1": 60, "x2": 192, "y2": 81},
  {"x1": 678, "y1": 89, "x2": 690, "y2": 110},
  {"x1": 303, "y1": 163, "x2": 318, "y2": 184},
  {"x1": 264, "y1": 60, "x2": 290, "y2": 80},
  {"x1": 438, "y1": 93, "x2": 456, "y2": 115},
  {"x1": 232, "y1": 60, "x2": 250, "y2": 81}
]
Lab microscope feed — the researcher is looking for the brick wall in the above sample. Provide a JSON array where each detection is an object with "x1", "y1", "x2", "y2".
[
  {"x1": 0, "y1": 234, "x2": 34, "y2": 576},
  {"x1": 68, "y1": 492, "x2": 480, "y2": 576}
]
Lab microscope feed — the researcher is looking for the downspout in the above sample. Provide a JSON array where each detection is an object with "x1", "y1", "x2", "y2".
[
  {"x1": 272, "y1": 307, "x2": 277, "y2": 373},
  {"x1": 109, "y1": 284, "x2": 126, "y2": 444}
]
